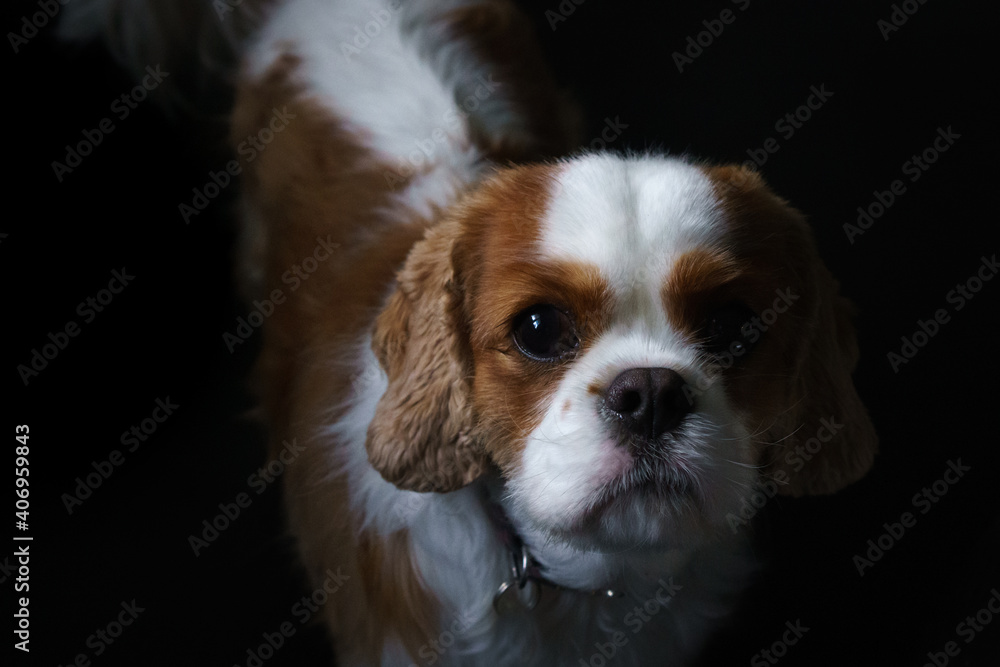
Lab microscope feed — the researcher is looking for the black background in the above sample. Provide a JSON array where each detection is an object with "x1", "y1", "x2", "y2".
[{"x1": 7, "y1": 0, "x2": 999, "y2": 665}]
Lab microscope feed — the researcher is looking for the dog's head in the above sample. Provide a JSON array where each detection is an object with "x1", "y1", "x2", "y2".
[{"x1": 366, "y1": 154, "x2": 876, "y2": 551}]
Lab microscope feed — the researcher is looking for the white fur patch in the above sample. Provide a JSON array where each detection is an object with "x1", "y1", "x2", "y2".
[
  {"x1": 542, "y1": 154, "x2": 726, "y2": 296},
  {"x1": 244, "y1": 0, "x2": 525, "y2": 219}
]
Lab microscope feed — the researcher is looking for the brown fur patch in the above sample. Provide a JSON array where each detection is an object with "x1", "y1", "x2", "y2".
[
  {"x1": 357, "y1": 530, "x2": 442, "y2": 662},
  {"x1": 233, "y1": 53, "x2": 440, "y2": 665},
  {"x1": 662, "y1": 247, "x2": 745, "y2": 340},
  {"x1": 366, "y1": 215, "x2": 489, "y2": 493},
  {"x1": 445, "y1": 165, "x2": 613, "y2": 471}
]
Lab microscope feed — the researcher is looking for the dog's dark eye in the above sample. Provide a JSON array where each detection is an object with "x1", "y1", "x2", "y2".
[
  {"x1": 512, "y1": 305, "x2": 579, "y2": 361},
  {"x1": 699, "y1": 301, "x2": 760, "y2": 361}
]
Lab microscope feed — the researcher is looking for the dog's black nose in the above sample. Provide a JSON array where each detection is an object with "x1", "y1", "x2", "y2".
[{"x1": 603, "y1": 368, "x2": 692, "y2": 441}]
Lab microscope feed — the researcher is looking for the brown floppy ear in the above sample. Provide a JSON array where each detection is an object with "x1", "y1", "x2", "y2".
[
  {"x1": 769, "y1": 265, "x2": 878, "y2": 496},
  {"x1": 365, "y1": 219, "x2": 487, "y2": 493},
  {"x1": 706, "y1": 164, "x2": 878, "y2": 496}
]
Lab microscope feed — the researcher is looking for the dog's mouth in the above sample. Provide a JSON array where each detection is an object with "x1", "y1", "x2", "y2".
[
  {"x1": 566, "y1": 456, "x2": 705, "y2": 540},
  {"x1": 596, "y1": 461, "x2": 697, "y2": 506}
]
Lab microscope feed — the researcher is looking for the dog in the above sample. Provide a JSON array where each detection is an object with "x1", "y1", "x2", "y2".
[{"x1": 63, "y1": 0, "x2": 877, "y2": 664}]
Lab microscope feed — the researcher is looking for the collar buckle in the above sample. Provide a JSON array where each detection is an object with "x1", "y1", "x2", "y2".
[{"x1": 493, "y1": 540, "x2": 541, "y2": 613}]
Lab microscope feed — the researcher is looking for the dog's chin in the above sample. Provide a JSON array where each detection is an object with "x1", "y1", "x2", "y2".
[
  {"x1": 536, "y1": 474, "x2": 725, "y2": 553},
  {"x1": 502, "y1": 421, "x2": 757, "y2": 554}
]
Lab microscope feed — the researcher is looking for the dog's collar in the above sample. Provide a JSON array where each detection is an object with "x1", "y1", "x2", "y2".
[{"x1": 481, "y1": 489, "x2": 621, "y2": 613}]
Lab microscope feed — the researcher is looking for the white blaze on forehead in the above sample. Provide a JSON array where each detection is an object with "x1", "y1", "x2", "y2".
[
  {"x1": 535, "y1": 155, "x2": 731, "y2": 386},
  {"x1": 542, "y1": 155, "x2": 726, "y2": 311}
]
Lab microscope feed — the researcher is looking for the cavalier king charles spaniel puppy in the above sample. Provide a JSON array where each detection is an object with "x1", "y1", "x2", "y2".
[{"x1": 67, "y1": 0, "x2": 877, "y2": 664}]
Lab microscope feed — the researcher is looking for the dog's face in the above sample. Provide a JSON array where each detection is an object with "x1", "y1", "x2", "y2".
[{"x1": 367, "y1": 154, "x2": 877, "y2": 551}]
